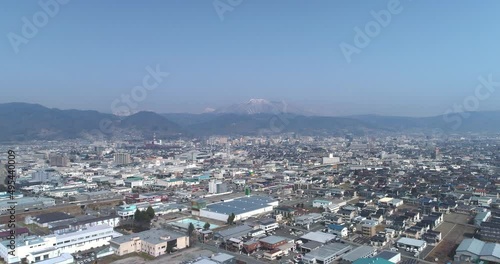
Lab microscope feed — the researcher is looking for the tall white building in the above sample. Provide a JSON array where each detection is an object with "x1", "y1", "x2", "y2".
[
  {"x1": 322, "y1": 154, "x2": 340, "y2": 165},
  {"x1": 208, "y1": 180, "x2": 219, "y2": 194}
]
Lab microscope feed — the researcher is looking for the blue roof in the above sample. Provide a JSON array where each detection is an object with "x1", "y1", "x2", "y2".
[
  {"x1": 328, "y1": 224, "x2": 346, "y2": 231},
  {"x1": 353, "y1": 258, "x2": 393, "y2": 264}
]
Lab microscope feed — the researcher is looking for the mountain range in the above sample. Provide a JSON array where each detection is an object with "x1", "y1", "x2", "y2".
[{"x1": 0, "y1": 101, "x2": 499, "y2": 141}]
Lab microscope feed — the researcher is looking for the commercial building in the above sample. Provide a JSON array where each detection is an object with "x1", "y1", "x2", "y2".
[
  {"x1": 259, "y1": 218, "x2": 279, "y2": 232},
  {"x1": 302, "y1": 243, "x2": 352, "y2": 264},
  {"x1": 301, "y1": 232, "x2": 337, "y2": 244},
  {"x1": 294, "y1": 213, "x2": 323, "y2": 227},
  {"x1": 454, "y1": 238, "x2": 500, "y2": 263},
  {"x1": 341, "y1": 246, "x2": 376, "y2": 264},
  {"x1": 25, "y1": 212, "x2": 74, "y2": 228},
  {"x1": 199, "y1": 196, "x2": 278, "y2": 222},
  {"x1": 395, "y1": 237, "x2": 427, "y2": 252},
  {"x1": 259, "y1": 236, "x2": 288, "y2": 250},
  {"x1": 110, "y1": 229, "x2": 189, "y2": 257},
  {"x1": 214, "y1": 225, "x2": 254, "y2": 241},
  {"x1": 0, "y1": 225, "x2": 120, "y2": 264}
]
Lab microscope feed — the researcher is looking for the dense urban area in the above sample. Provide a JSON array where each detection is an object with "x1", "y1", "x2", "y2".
[{"x1": 1, "y1": 133, "x2": 500, "y2": 264}]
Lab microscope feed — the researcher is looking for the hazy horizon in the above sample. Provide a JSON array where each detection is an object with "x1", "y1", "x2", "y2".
[{"x1": 2, "y1": 0, "x2": 500, "y2": 116}]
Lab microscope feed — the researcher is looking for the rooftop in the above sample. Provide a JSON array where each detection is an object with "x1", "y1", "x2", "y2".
[
  {"x1": 203, "y1": 196, "x2": 276, "y2": 215},
  {"x1": 259, "y1": 235, "x2": 287, "y2": 245},
  {"x1": 301, "y1": 231, "x2": 336, "y2": 244},
  {"x1": 112, "y1": 228, "x2": 184, "y2": 245},
  {"x1": 303, "y1": 243, "x2": 352, "y2": 261}
]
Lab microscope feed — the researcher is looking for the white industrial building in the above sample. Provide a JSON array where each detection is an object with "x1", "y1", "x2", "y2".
[
  {"x1": 322, "y1": 154, "x2": 340, "y2": 165},
  {"x1": 0, "y1": 225, "x2": 121, "y2": 264},
  {"x1": 199, "y1": 196, "x2": 278, "y2": 222}
]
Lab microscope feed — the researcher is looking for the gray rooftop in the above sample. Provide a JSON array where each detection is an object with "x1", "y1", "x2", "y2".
[
  {"x1": 111, "y1": 229, "x2": 184, "y2": 245},
  {"x1": 456, "y1": 238, "x2": 500, "y2": 259},
  {"x1": 301, "y1": 231, "x2": 336, "y2": 244},
  {"x1": 303, "y1": 243, "x2": 352, "y2": 261},
  {"x1": 342, "y1": 245, "x2": 376, "y2": 261},
  {"x1": 203, "y1": 196, "x2": 276, "y2": 215},
  {"x1": 211, "y1": 253, "x2": 234, "y2": 263},
  {"x1": 259, "y1": 235, "x2": 287, "y2": 245},
  {"x1": 215, "y1": 224, "x2": 253, "y2": 239}
]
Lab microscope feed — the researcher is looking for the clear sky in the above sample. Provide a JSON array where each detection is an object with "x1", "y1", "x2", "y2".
[{"x1": 1, "y1": 0, "x2": 500, "y2": 116}]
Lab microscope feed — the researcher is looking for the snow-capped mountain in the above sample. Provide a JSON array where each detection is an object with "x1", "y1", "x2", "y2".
[{"x1": 214, "y1": 99, "x2": 308, "y2": 115}]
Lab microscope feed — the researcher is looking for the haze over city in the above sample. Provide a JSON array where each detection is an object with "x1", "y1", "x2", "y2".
[{"x1": 2, "y1": 1, "x2": 500, "y2": 116}]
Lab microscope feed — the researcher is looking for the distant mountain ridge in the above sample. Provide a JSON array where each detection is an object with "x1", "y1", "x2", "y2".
[
  {"x1": 213, "y1": 99, "x2": 312, "y2": 115},
  {"x1": 1, "y1": 102, "x2": 500, "y2": 141}
]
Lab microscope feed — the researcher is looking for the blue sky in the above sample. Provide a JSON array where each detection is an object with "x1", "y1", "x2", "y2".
[{"x1": 1, "y1": 0, "x2": 500, "y2": 116}]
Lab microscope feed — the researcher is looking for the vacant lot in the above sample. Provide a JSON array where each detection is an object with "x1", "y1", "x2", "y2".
[{"x1": 425, "y1": 213, "x2": 476, "y2": 263}]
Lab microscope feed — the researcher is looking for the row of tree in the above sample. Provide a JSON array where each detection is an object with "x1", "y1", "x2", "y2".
[{"x1": 134, "y1": 206, "x2": 155, "y2": 227}]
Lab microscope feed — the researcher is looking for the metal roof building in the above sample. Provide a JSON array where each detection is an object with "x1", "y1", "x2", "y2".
[
  {"x1": 455, "y1": 238, "x2": 500, "y2": 263},
  {"x1": 395, "y1": 237, "x2": 426, "y2": 251},
  {"x1": 303, "y1": 243, "x2": 352, "y2": 264},
  {"x1": 214, "y1": 224, "x2": 254, "y2": 241},
  {"x1": 341, "y1": 246, "x2": 376, "y2": 263},
  {"x1": 200, "y1": 196, "x2": 278, "y2": 222},
  {"x1": 300, "y1": 231, "x2": 336, "y2": 244}
]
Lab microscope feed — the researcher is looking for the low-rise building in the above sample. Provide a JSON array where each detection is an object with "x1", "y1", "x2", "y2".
[
  {"x1": 302, "y1": 243, "x2": 352, "y2": 264},
  {"x1": 327, "y1": 224, "x2": 348, "y2": 237},
  {"x1": 110, "y1": 229, "x2": 189, "y2": 257},
  {"x1": 395, "y1": 237, "x2": 427, "y2": 252},
  {"x1": 340, "y1": 245, "x2": 376, "y2": 264},
  {"x1": 454, "y1": 238, "x2": 500, "y2": 263}
]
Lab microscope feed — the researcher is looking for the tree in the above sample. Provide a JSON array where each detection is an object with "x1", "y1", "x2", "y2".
[
  {"x1": 203, "y1": 222, "x2": 211, "y2": 230},
  {"x1": 134, "y1": 209, "x2": 143, "y2": 222},
  {"x1": 146, "y1": 206, "x2": 155, "y2": 220},
  {"x1": 227, "y1": 213, "x2": 236, "y2": 225},
  {"x1": 187, "y1": 223, "x2": 195, "y2": 237},
  {"x1": 226, "y1": 213, "x2": 236, "y2": 225}
]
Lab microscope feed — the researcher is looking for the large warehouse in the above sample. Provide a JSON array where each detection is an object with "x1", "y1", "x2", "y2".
[{"x1": 199, "y1": 196, "x2": 278, "y2": 222}]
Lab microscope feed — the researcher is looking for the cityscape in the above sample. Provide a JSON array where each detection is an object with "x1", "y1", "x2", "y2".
[{"x1": 2, "y1": 1, "x2": 500, "y2": 264}]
